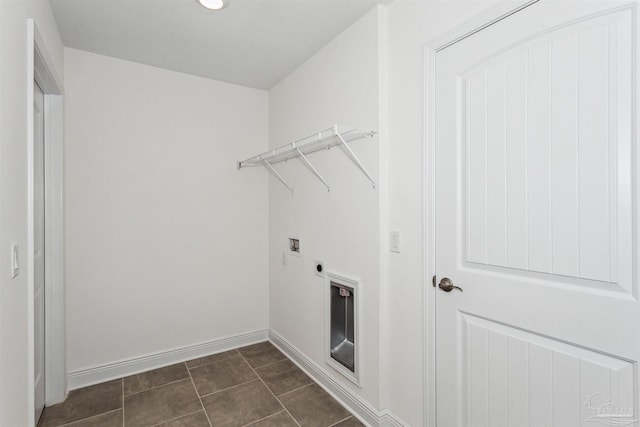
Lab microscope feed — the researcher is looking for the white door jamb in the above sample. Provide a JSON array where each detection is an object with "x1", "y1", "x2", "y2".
[{"x1": 27, "y1": 19, "x2": 66, "y2": 425}]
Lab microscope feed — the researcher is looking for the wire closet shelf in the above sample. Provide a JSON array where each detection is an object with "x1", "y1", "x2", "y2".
[{"x1": 237, "y1": 125, "x2": 377, "y2": 193}]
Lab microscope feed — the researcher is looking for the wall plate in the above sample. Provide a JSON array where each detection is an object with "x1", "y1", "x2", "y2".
[{"x1": 288, "y1": 236, "x2": 301, "y2": 256}]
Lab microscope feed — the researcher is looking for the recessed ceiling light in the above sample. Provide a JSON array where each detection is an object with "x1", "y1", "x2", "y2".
[{"x1": 197, "y1": 0, "x2": 229, "y2": 10}]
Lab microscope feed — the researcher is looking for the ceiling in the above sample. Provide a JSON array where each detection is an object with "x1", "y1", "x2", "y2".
[{"x1": 51, "y1": 0, "x2": 386, "y2": 90}]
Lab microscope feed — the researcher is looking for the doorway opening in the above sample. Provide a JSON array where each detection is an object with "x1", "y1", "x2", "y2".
[{"x1": 29, "y1": 19, "x2": 66, "y2": 426}]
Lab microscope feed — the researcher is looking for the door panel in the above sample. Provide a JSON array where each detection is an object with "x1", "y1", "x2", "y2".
[
  {"x1": 435, "y1": 2, "x2": 638, "y2": 426},
  {"x1": 463, "y1": 314, "x2": 633, "y2": 426},
  {"x1": 461, "y1": 10, "x2": 630, "y2": 289}
]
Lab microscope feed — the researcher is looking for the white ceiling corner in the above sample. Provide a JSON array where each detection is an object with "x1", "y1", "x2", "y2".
[{"x1": 50, "y1": 0, "x2": 388, "y2": 90}]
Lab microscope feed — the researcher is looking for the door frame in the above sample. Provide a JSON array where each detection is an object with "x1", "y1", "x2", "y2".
[
  {"x1": 27, "y1": 18, "x2": 65, "y2": 424},
  {"x1": 421, "y1": 1, "x2": 541, "y2": 426}
]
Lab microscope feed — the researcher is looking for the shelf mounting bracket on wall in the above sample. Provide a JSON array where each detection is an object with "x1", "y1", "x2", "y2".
[
  {"x1": 294, "y1": 145, "x2": 330, "y2": 191},
  {"x1": 260, "y1": 155, "x2": 293, "y2": 194},
  {"x1": 237, "y1": 125, "x2": 377, "y2": 193},
  {"x1": 335, "y1": 132, "x2": 376, "y2": 189}
]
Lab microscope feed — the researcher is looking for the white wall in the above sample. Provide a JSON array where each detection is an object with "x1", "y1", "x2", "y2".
[
  {"x1": 0, "y1": 0, "x2": 64, "y2": 424},
  {"x1": 383, "y1": 1, "x2": 501, "y2": 425},
  {"x1": 268, "y1": 7, "x2": 383, "y2": 409},
  {"x1": 64, "y1": 48, "x2": 269, "y2": 374},
  {"x1": 268, "y1": 3, "x2": 514, "y2": 423}
]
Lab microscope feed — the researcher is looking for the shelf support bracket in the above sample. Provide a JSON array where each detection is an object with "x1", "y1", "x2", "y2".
[
  {"x1": 295, "y1": 147, "x2": 330, "y2": 191},
  {"x1": 260, "y1": 156, "x2": 293, "y2": 194},
  {"x1": 335, "y1": 131, "x2": 376, "y2": 188}
]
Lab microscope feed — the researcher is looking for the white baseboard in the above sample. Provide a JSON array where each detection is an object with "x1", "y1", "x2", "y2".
[
  {"x1": 379, "y1": 410, "x2": 411, "y2": 427},
  {"x1": 67, "y1": 329, "x2": 269, "y2": 391},
  {"x1": 269, "y1": 330, "x2": 407, "y2": 427}
]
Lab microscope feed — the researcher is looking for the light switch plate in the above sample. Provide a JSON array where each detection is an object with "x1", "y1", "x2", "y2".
[
  {"x1": 11, "y1": 243, "x2": 19, "y2": 278},
  {"x1": 390, "y1": 230, "x2": 401, "y2": 253}
]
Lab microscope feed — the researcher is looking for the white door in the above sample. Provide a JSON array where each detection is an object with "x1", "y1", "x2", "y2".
[
  {"x1": 435, "y1": 2, "x2": 639, "y2": 426},
  {"x1": 34, "y1": 81, "x2": 45, "y2": 422}
]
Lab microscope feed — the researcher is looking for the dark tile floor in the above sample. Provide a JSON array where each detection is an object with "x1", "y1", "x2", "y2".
[{"x1": 38, "y1": 341, "x2": 364, "y2": 427}]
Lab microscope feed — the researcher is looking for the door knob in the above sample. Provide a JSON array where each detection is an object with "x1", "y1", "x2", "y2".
[{"x1": 438, "y1": 277, "x2": 463, "y2": 293}]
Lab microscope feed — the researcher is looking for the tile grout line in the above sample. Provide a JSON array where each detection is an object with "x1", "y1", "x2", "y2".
[
  {"x1": 251, "y1": 356, "x2": 288, "y2": 371},
  {"x1": 276, "y1": 382, "x2": 314, "y2": 398},
  {"x1": 147, "y1": 408, "x2": 204, "y2": 427},
  {"x1": 240, "y1": 410, "x2": 288, "y2": 427},
  {"x1": 123, "y1": 376, "x2": 192, "y2": 398},
  {"x1": 236, "y1": 351, "x2": 302, "y2": 427},
  {"x1": 186, "y1": 361, "x2": 214, "y2": 427},
  {"x1": 55, "y1": 408, "x2": 124, "y2": 427},
  {"x1": 185, "y1": 349, "x2": 242, "y2": 371},
  {"x1": 327, "y1": 415, "x2": 353, "y2": 427},
  {"x1": 273, "y1": 381, "x2": 315, "y2": 398},
  {"x1": 198, "y1": 377, "x2": 262, "y2": 400}
]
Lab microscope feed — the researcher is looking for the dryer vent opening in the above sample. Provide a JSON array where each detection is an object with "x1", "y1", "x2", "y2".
[{"x1": 330, "y1": 281, "x2": 355, "y2": 372}]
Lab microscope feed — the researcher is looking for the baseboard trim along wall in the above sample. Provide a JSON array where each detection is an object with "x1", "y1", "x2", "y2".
[
  {"x1": 67, "y1": 329, "x2": 269, "y2": 391},
  {"x1": 269, "y1": 330, "x2": 408, "y2": 427}
]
